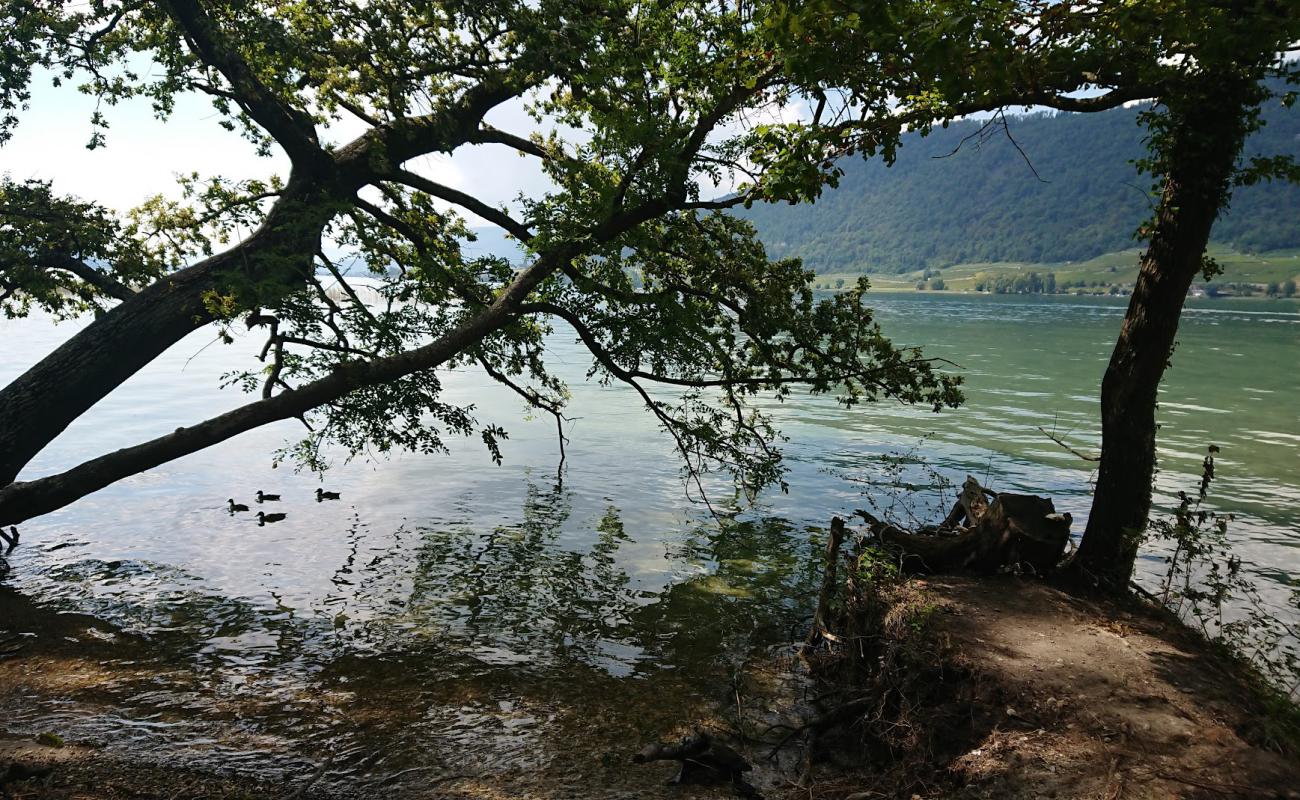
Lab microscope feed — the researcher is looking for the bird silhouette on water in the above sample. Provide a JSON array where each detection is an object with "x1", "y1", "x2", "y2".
[
  {"x1": 256, "y1": 491, "x2": 281, "y2": 503},
  {"x1": 316, "y1": 488, "x2": 341, "y2": 502},
  {"x1": 227, "y1": 499, "x2": 249, "y2": 512},
  {"x1": 257, "y1": 511, "x2": 287, "y2": 526}
]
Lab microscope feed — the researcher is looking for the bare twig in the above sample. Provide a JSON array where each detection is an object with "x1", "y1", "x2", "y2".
[
  {"x1": 476, "y1": 355, "x2": 571, "y2": 468},
  {"x1": 1036, "y1": 425, "x2": 1100, "y2": 462}
]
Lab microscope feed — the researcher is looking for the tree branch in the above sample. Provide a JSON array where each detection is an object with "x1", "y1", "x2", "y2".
[
  {"x1": 161, "y1": 0, "x2": 326, "y2": 168},
  {"x1": 1011, "y1": 86, "x2": 1156, "y2": 113},
  {"x1": 520, "y1": 300, "x2": 941, "y2": 391},
  {"x1": 0, "y1": 249, "x2": 569, "y2": 525},
  {"x1": 386, "y1": 170, "x2": 532, "y2": 242},
  {"x1": 42, "y1": 253, "x2": 137, "y2": 301},
  {"x1": 468, "y1": 126, "x2": 553, "y2": 161},
  {"x1": 358, "y1": 76, "x2": 528, "y2": 169},
  {"x1": 1036, "y1": 425, "x2": 1100, "y2": 462},
  {"x1": 476, "y1": 355, "x2": 570, "y2": 467},
  {"x1": 278, "y1": 335, "x2": 378, "y2": 360}
]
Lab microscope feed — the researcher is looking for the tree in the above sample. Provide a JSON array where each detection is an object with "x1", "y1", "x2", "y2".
[
  {"x1": 1285, "y1": 279, "x2": 1298, "y2": 298},
  {"x1": 771, "y1": 0, "x2": 1300, "y2": 590},
  {"x1": 0, "y1": 0, "x2": 967, "y2": 525},
  {"x1": 1072, "y1": 24, "x2": 1300, "y2": 590}
]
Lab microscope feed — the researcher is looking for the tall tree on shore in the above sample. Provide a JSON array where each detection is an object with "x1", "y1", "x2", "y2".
[
  {"x1": 770, "y1": 0, "x2": 1300, "y2": 590},
  {"x1": 0, "y1": 0, "x2": 971, "y2": 524},
  {"x1": 1075, "y1": 51, "x2": 1300, "y2": 588}
]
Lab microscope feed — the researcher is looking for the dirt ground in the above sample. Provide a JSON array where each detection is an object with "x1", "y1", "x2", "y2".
[
  {"x1": 3, "y1": 577, "x2": 1298, "y2": 799},
  {"x1": 915, "y1": 576, "x2": 1300, "y2": 800}
]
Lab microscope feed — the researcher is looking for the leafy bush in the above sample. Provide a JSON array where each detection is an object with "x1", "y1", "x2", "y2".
[{"x1": 1148, "y1": 447, "x2": 1300, "y2": 702}]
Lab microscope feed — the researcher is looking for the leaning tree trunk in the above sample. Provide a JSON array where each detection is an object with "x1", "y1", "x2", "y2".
[
  {"x1": 1074, "y1": 78, "x2": 1256, "y2": 590},
  {"x1": 0, "y1": 184, "x2": 328, "y2": 487},
  {"x1": 1, "y1": 254, "x2": 230, "y2": 486}
]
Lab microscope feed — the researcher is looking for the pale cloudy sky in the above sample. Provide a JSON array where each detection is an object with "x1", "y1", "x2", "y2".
[{"x1": 0, "y1": 70, "x2": 558, "y2": 228}]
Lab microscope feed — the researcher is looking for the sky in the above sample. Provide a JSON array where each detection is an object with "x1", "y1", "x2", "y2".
[{"x1": 0, "y1": 69, "x2": 559, "y2": 229}]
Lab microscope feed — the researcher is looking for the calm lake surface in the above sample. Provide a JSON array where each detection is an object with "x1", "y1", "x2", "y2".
[{"x1": 1, "y1": 290, "x2": 1297, "y2": 789}]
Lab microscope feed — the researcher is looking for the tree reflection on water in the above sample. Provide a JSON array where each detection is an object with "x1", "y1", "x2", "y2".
[{"x1": 3, "y1": 477, "x2": 829, "y2": 791}]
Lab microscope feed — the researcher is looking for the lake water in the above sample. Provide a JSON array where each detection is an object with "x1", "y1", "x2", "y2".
[{"x1": 0, "y1": 291, "x2": 1297, "y2": 790}]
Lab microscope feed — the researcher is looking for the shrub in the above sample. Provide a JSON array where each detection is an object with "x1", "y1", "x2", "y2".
[{"x1": 1148, "y1": 447, "x2": 1300, "y2": 703}]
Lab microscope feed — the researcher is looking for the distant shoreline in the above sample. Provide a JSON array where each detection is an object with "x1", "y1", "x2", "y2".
[{"x1": 808, "y1": 244, "x2": 1300, "y2": 301}]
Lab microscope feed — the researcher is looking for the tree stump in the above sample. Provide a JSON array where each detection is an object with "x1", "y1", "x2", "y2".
[{"x1": 857, "y1": 477, "x2": 1071, "y2": 575}]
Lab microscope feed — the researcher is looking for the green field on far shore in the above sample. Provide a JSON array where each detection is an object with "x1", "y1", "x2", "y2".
[{"x1": 810, "y1": 244, "x2": 1300, "y2": 294}]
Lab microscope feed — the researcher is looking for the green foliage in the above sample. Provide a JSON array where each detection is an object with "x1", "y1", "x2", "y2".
[
  {"x1": 973, "y1": 271, "x2": 1058, "y2": 294},
  {"x1": 0, "y1": 0, "x2": 979, "y2": 506},
  {"x1": 855, "y1": 543, "x2": 900, "y2": 588},
  {"x1": 533, "y1": 212, "x2": 962, "y2": 497},
  {"x1": 5, "y1": 0, "x2": 1295, "y2": 517},
  {"x1": 0, "y1": 178, "x2": 167, "y2": 318}
]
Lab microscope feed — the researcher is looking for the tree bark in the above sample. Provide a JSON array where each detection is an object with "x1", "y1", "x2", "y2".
[{"x1": 1074, "y1": 78, "x2": 1256, "y2": 590}]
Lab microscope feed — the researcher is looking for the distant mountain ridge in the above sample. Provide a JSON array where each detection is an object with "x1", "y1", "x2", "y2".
[{"x1": 736, "y1": 98, "x2": 1300, "y2": 274}]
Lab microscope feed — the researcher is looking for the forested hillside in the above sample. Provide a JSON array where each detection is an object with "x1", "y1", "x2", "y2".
[{"x1": 738, "y1": 97, "x2": 1300, "y2": 273}]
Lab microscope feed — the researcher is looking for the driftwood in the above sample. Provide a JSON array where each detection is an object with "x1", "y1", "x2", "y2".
[
  {"x1": 940, "y1": 475, "x2": 996, "y2": 530},
  {"x1": 856, "y1": 476, "x2": 1071, "y2": 575}
]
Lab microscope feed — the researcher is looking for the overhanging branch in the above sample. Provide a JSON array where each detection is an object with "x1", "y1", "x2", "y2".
[
  {"x1": 0, "y1": 249, "x2": 568, "y2": 525},
  {"x1": 476, "y1": 355, "x2": 571, "y2": 467},
  {"x1": 519, "y1": 300, "x2": 944, "y2": 391},
  {"x1": 42, "y1": 253, "x2": 137, "y2": 302},
  {"x1": 386, "y1": 169, "x2": 533, "y2": 242}
]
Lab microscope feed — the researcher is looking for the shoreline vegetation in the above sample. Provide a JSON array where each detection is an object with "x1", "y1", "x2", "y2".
[{"x1": 810, "y1": 244, "x2": 1300, "y2": 298}]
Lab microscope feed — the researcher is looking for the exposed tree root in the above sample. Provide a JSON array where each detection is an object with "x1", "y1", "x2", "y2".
[{"x1": 852, "y1": 476, "x2": 1071, "y2": 575}]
